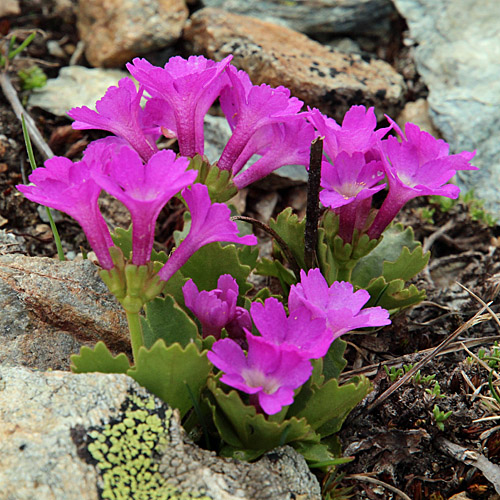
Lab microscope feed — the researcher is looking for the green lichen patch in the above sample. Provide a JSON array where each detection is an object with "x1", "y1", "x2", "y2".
[{"x1": 73, "y1": 390, "x2": 211, "y2": 500}]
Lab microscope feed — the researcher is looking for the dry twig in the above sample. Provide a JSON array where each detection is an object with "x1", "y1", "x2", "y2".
[{"x1": 346, "y1": 474, "x2": 413, "y2": 500}]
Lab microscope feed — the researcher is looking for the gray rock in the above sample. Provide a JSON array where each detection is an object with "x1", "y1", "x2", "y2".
[
  {"x1": 200, "y1": 0, "x2": 395, "y2": 36},
  {"x1": 184, "y1": 8, "x2": 406, "y2": 124},
  {"x1": 28, "y1": 66, "x2": 128, "y2": 117},
  {"x1": 392, "y1": 0, "x2": 500, "y2": 216},
  {"x1": 0, "y1": 254, "x2": 129, "y2": 370},
  {"x1": 0, "y1": 230, "x2": 27, "y2": 255},
  {"x1": 0, "y1": 0, "x2": 20, "y2": 17},
  {"x1": 0, "y1": 366, "x2": 321, "y2": 499},
  {"x1": 203, "y1": 113, "x2": 233, "y2": 164},
  {"x1": 76, "y1": 0, "x2": 189, "y2": 67}
]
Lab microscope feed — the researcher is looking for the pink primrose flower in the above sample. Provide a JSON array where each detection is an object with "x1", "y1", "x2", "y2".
[
  {"x1": 308, "y1": 105, "x2": 390, "y2": 161},
  {"x1": 320, "y1": 151, "x2": 386, "y2": 242},
  {"x1": 158, "y1": 183, "x2": 257, "y2": 282},
  {"x1": 127, "y1": 55, "x2": 233, "y2": 157},
  {"x1": 183, "y1": 274, "x2": 251, "y2": 341},
  {"x1": 289, "y1": 268, "x2": 391, "y2": 340},
  {"x1": 90, "y1": 143, "x2": 196, "y2": 266},
  {"x1": 232, "y1": 118, "x2": 316, "y2": 189},
  {"x1": 208, "y1": 333, "x2": 313, "y2": 415},
  {"x1": 218, "y1": 65, "x2": 304, "y2": 172},
  {"x1": 250, "y1": 297, "x2": 331, "y2": 359},
  {"x1": 367, "y1": 121, "x2": 477, "y2": 239},
  {"x1": 16, "y1": 151, "x2": 114, "y2": 270},
  {"x1": 68, "y1": 78, "x2": 158, "y2": 162}
]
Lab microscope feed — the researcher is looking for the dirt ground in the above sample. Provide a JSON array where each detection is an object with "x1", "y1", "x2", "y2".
[{"x1": 2, "y1": 2, "x2": 500, "y2": 499}]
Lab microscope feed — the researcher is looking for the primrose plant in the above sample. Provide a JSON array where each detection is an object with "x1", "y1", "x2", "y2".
[{"x1": 17, "y1": 53, "x2": 477, "y2": 465}]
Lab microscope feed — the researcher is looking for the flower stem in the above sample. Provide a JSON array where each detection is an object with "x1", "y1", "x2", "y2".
[
  {"x1": 126, "y1": 310, "x2": 144, "y2": 363},
  {"x1": 305, "y1": 137, "x2": 323, "y2": 270}
]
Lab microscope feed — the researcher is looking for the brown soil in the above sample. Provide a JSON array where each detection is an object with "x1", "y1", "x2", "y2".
[{"x1": 2, "y1": 2, "x2": 500, "y2": 499}]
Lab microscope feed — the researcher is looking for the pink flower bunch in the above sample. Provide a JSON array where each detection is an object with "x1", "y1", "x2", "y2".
[
  {"x1": 182, "y1": 274, "x2": 251, "y2": 342},
  {"x1": 208, "y1": 268, "x2": 391, "y2": 415},
  {"x1": 309, "y1": 106, "x2": 477, "y2": 242},
  {"x1": 67, "y1": 55, "x2": 313, "y2": 189},
  {"x1": 17, "y1": 138, "x2": 256, "y2": 276}
]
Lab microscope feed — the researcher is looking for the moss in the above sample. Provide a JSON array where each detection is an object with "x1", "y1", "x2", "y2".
[{"x1": 86, "y1": 392, "x2": 211, "y2": 500}]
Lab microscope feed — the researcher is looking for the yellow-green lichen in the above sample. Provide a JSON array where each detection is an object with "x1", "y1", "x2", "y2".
[{"x1": 86, "y1": 392, "x2": 211, "y2": 500}]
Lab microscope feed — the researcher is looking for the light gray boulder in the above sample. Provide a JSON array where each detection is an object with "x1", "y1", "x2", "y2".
[
  {"x1": 392, "y1": 0, "x2": 500, "y2": 217},
  {"x1": 0, "y1": 366, "x2": 321, "y2": 500}
]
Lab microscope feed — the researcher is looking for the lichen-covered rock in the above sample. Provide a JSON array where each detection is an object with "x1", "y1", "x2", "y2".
[
  {"x1": 199, "y1": 0, "x2": 395, "y2": 37},
  {"x1": 76, "y1": 0, "x2": 189, "y2": 67},
  {"x1": 0, "y1": 366, "x2": 321, "y2": 499},
  {"x1": 183, "y1": 8, "x2": 406, "y2": 122},
  {"x1": 0, "y1": 254, "x2": 129, "y2": 370}
]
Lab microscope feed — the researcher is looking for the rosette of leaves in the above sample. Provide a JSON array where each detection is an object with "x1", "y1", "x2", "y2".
[{"x1": 205, "y1": 357, "x2": 371, "y2": 465}]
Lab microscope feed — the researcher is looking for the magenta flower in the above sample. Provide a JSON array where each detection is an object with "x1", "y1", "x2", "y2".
[
  {"x1": 208, "y1": 333, "x2": 313, "y2": 415},
  {"x1": 16, "y1": 152, "x2": 114, "y2": 270},
  {"x1": 233, "y1": 119, "x2": 316, "y2": 189},
  {"x1": 126, "y1": 55, "x2": 233, "y2": 157},
  {"x1": 308, "y1": 105, "x2": 390, "y2": 161},
  {"x1": 90, "y1": 144, "x2": 196, "y2": 266},
  {"x1": 250, "y1": 297, "x2": 331, "y2": 359},
  {"x1": 289, "y1": 268, "x2": 391, "y2": 339},
  {"x1": 218, "y1": 66, "x2": 304, "y2": 172},
  {"x1": 183, "y1": 274, "x2": 251, "y2": 341},
  {"x1": 320, "y1": 151, "x2": 386, "y2": 242},
  {"x1": 367, "y1": 121, "x2": 477, "y2": 239},
  {"x1": 68, "y1": 78, "x2": 158, "y2": 162},
  {"x1": 158, "y1": 184, "x2": 257, "y2": 282}
]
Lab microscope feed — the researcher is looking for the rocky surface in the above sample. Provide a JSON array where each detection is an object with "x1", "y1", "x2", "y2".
[
  {"x1": 199, "y1": 0, "x2": 395, "y2": 36},
  {"x1": 184, "y1": 7, "x2": 406, "y2": 123},
  {"x1": 392, "y1": 0, "x2": 500, "y2": 217},
  {"x1": 0, "y1": 254, "x2": 129, "y2": 370},
  {"x1": 77, "y1": 0, "x2": 189, "y2": 67},
  {"x1": 28, "y1": 66, "x2": 129, "y2": 117},
  {"x1": 0, "y1": 0, "x2": 20, "y2": 17},
  {"x1": 0, "y1": 366, "x2": 321, "y2": 500}
]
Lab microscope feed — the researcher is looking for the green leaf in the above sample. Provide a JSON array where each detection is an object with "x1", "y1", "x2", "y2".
[
  {"x1": 206, "y1": 378, "x2": 318, "y2": 452},
  {"x1": 141, "y1": 295, "x2": 199, "y2": 348},
  {"x1": 289, "y1": 376, "x2": 371, "y2": 437},
  {"x1": 255, "y1": 258, "x2": 297, "y2": 295},
  {"x1": 70, "y1": 341, "x2": 130, "y2": 374},
  {"x1": 292, "y1": 441, "x2": 336, "y2": 465},
  {"x1": 160, "y1": 270, "x2": 189, "y2": 308},
  {"x1": 127, "y1": 340, "x2": 211, "y2": 418},
  {"x1": 111, "y1": 226, "x2": 168, "y2": 263},
  {"x1": 351, "y1": 224, "x2": 425, "y2": 288},
  {"x1": 269, "y1": 207, "x2": 306, "y2": 270},
  {"x1": 180, "y1": 242, "x2": 254, "y2": 296},
  {"x1": 322, "y1": 339, "x2": 348, "y2": 381},
  {"x1": 111, "y1": 226, "x2": 133, "y2": 260},
  {"x1": 365, "y1": 277, "x2": 426, "y2": 310},
  {"x1": 317, "y1": 227, "x2": 336, "y2": 284},
  {"x1": 382, "y1": 246, "x2": 430, "y2": 283}
]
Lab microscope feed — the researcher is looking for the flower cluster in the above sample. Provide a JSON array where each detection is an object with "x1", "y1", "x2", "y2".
[
  {"x1": 310, "y1": 106, "x2": 477, "y2": 242},
  {"x1": 17, "y1": 52, "x2": 478, "y2": 426},
  {"x1": 66, "y1": 55, "x2": 314, "y2": 191},
  {"x1": 207, "y1": 268, "x2": 391, "y2": 414},
  {"x1": 62, "y1": 54, "x2": 477, "y2": 245},
  {"x1": 18, "y1": 137, "x2": 256, "y2": 277}
]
